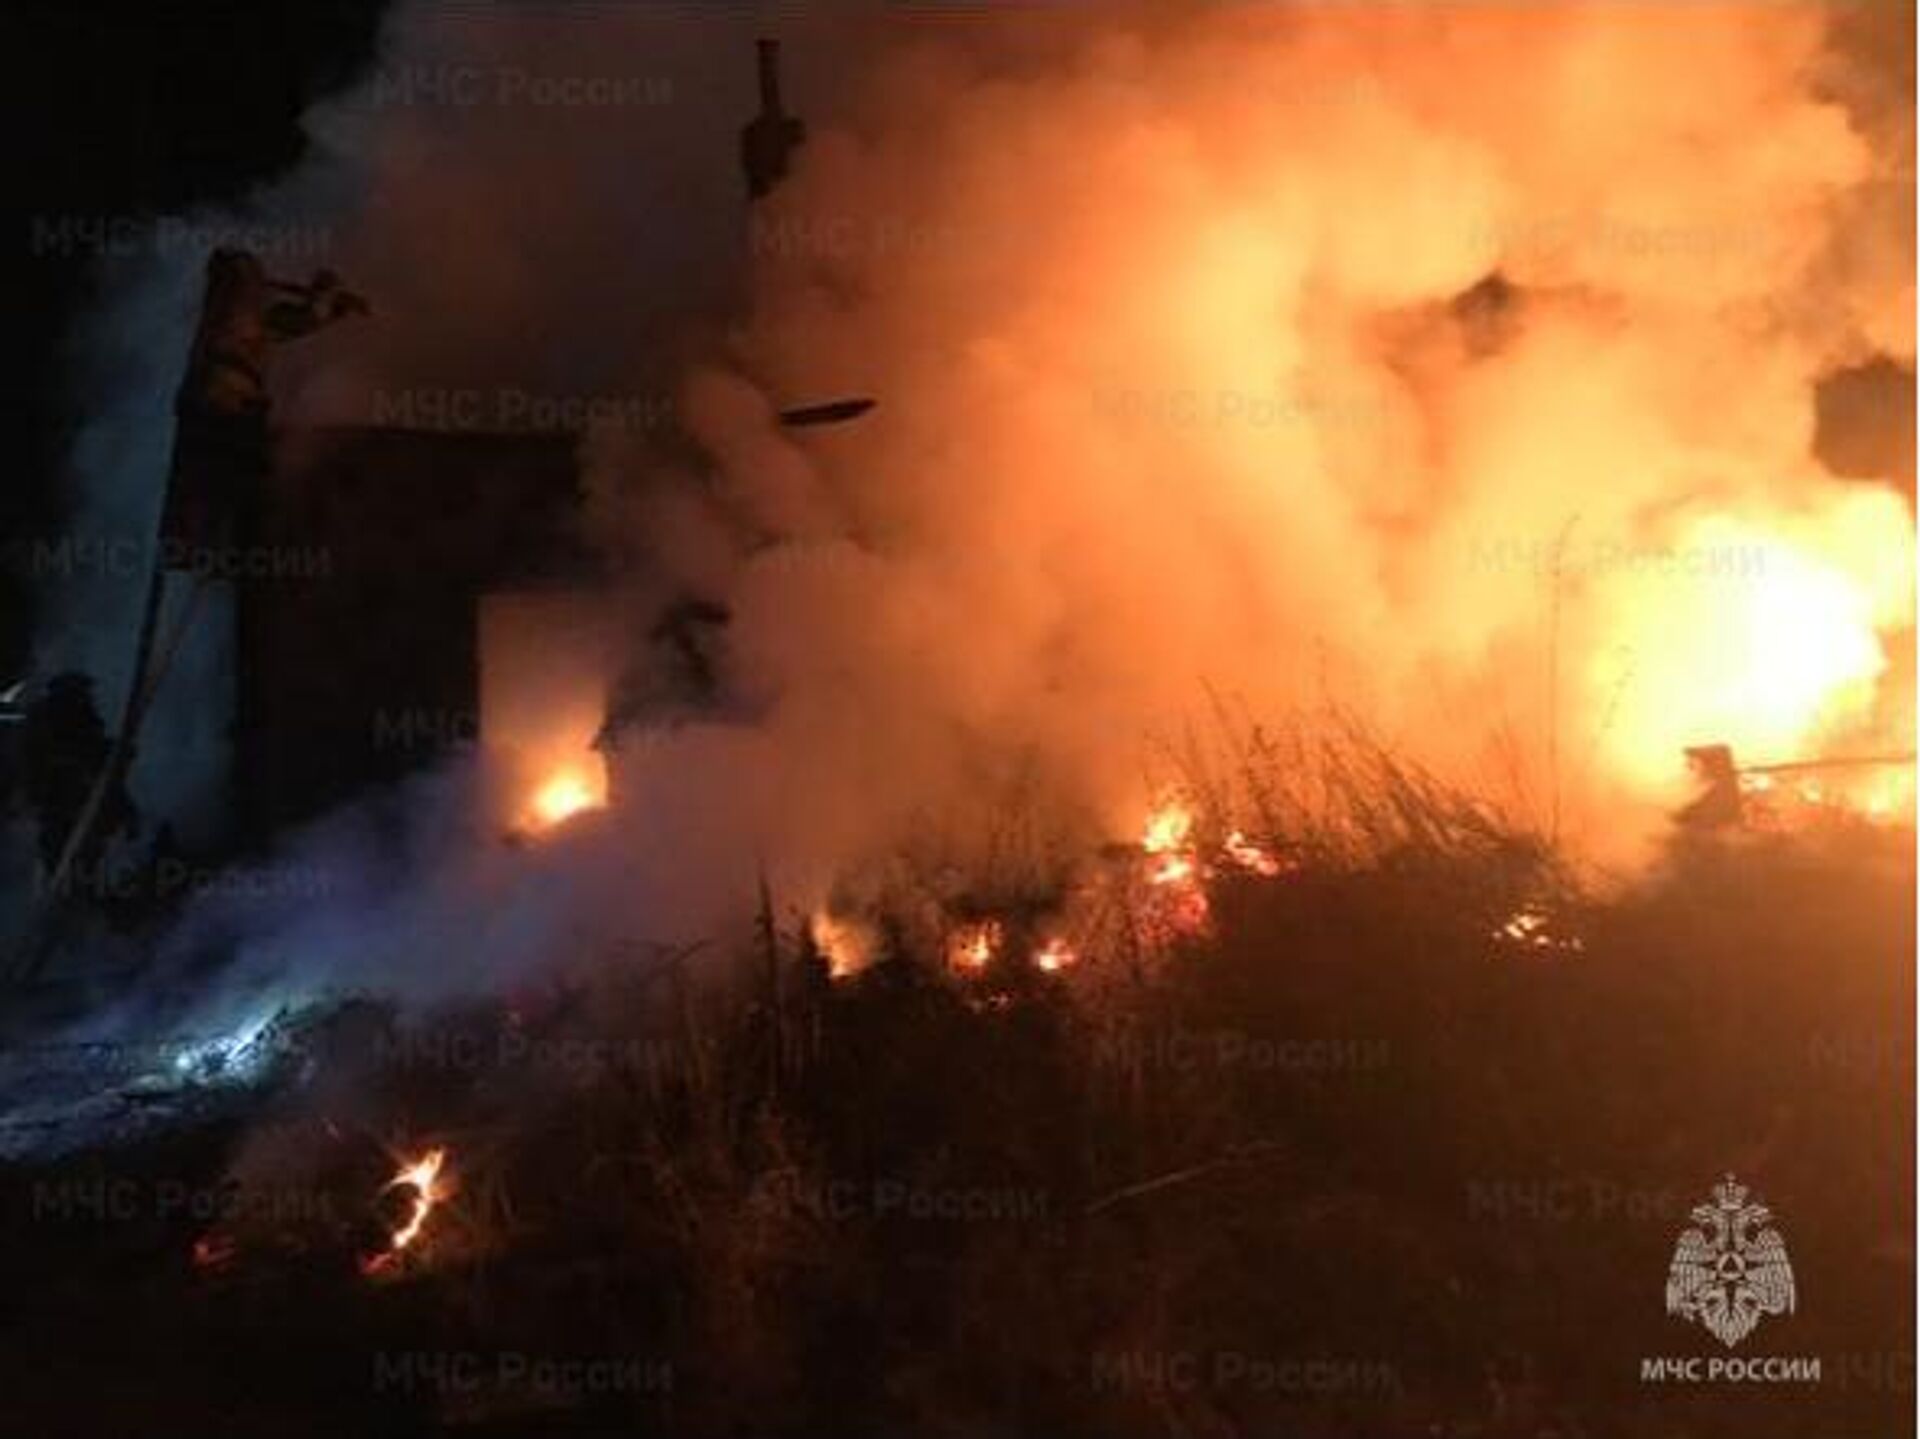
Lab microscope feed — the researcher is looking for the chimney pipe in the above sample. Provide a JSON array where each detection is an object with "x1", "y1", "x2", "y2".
[{"x1": 741, "y1": 37, "x2": 805, "y2": 201}]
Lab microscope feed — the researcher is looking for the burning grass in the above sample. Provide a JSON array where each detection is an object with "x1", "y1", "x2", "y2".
[{"x1": 0, "y1": 742, "x2": 1910, "y2": 1436}]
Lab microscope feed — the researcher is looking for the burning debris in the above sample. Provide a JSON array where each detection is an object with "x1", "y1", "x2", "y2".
[
  {"x1": 946, "y1": 919, "x2": 1002, "y2": 975},
  {"x1": 820, "y1": 799, "x2": 1300, "y2": 995},
  {"x1": 1126, "y1": 801, "x2": 1302, "y2": 944},
  {"x1": 1031, "y1": 936, "x2": 1076, "y2": 973},
  {"x1": 1223, "y1": 829, "x2": 1288, "y2": 878},
  {"x1": 1491, "y1": 904, "x2": 1586, "y2": 957},
  {"x1": 1140, "y1": 802, "x2": 1197, "y2": 880}
]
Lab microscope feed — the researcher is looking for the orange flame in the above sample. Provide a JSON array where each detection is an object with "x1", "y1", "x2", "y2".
[
  {"x1": 1141, "y1": 801, "x2": 1203, "y2": 887},
  {"x1": 1139, "y1": 800, "x2": 1210, "y2": 934},
  {"x1": 1033, "y1": 937, "x2": 1076, "y2": 973},
  {"x1": 1595, "y1": 507, "x2": 1913, "y2": 795},
  {"x1": 810, "y1": 910, "x2": 877, "y2": 980},
  {"x1": 526, "y1": 765, "x2": 604, "y2": 830},
  {"x1": 1140, "y1": 802, "x2": 1193, "y2": 851},
  {"x1": 362, "y1": 1147, "x2": 449, "y2": 1276},
  {"x1": 948, "y1": 920, "x2": 1002, "y2": 974}
]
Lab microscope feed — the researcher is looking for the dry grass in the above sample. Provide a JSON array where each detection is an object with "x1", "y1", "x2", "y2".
[{"x1": 0, "y1": 738, "x2": 1910, "y2": 1437}]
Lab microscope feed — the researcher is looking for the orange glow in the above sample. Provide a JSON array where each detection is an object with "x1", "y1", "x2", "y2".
[
  {"x1": 810, "y1": 910, "x2": 877, "y2": 980},
  {"x1": 1222, "y1": 829, "x2": 1285, "y2": 877},
  {"x1": 1742, "y1": 762, "x2": 1915, "y2": 828},
  {"x1": 1861, "y1": 772, "x2": 1915, "y2": 821},
  {"x1": 190, "y1": 1233, "x2": 236, "y2": 1270},
  {"x1": 525, "y1": 763, "x2": 605, "y2": 831},
  {"x1": 363, "y1": 1147, "x2": 449, "y2": 1276},
  {"x1": 1033, "y1": 937, "x2": 1076, "y2": 973},
  {"x1": 1137, "y1": 800, "x2": 1211, "y2": 936},
  {"x1": 1141, "y1": 802, "x2": 1200, "y2": 886},
  {"x1": 948, "y1": 920, "x2": 1002, "y2": 974},
  {"x1": 1141, "y1": 802, "x2": 1195, "y2": 860},
  {"x1": 1593, "y1": 505, "x2": 1914, "y2": 795},
  {"x1": 1492, "y1": 906, "x2": 1584, "y2": 955}
]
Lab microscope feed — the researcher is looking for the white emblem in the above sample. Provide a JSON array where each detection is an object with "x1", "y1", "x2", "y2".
[{"x1": 1665, "y1": 1174, "x2": 1795, "y2": 1348}]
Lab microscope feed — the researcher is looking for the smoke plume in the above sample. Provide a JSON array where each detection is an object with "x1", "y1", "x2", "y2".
[{"x1": 36, "y1": 1, "x2": 1918, "y2": 1023}]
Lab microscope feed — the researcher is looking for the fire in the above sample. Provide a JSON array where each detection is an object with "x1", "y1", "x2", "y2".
[
  {"x1": 1595, "y1": 503, "x2": 1913, "y2": 795},
  {"x1": 1141, "y1": 802, "x2": 1196, "y2": 883},
  {"x1": 362, "y1": 1147, "x2": 449, "y2": 1276},
  {"x1": 810, "y1": 910, "x2": 877, "y2": 980},
  {"x1": 526, "y1": 764, "x2": 604, "y2": 829},
  {"x1": 1861, "y1": 771, "x2": 1915, "y2": 821},
  {"x1": 1741, "y1": 760, "x2": 1915, "y2": 828},
  {"x1": 1137, "y1": 800, "x2": 1211, "y2": 935},
  {"x1": 1492, "y1": 905, "x2": 1584, "y2": 955},
  {"x1": 948, "y1": 920, "x2": 1002, "y2": 974},
  {"x1": 1033, "y1": 937, "x2": 1076, "y2": 973},
  {"x1": 1141, "y1": 803, "x2": 1194, "y2": 853},
  {"x1": 1222, "y1": 829, "x2": 1285, "y2": 877}
]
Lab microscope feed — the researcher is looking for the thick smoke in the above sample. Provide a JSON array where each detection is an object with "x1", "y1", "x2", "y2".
[
  {"x1": 579, "y1": 0, "x2": 1916, "y2": 900},
  {"x1": 29, "y1": 2, "x2": 1917, "y2": 1034}
]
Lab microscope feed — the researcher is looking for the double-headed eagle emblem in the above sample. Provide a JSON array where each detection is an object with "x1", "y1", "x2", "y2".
[{"x1": 1665, "y1": 1174, "x2": 1796, "y2": 1347}]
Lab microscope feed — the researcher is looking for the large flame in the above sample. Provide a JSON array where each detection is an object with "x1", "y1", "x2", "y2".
[{"x1": 1592, "y1": 499, "x2": 1913, "y2": 794}]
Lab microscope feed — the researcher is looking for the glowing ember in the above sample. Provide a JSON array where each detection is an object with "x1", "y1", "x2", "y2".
[
  {"x1": 362, "y1": 1147, "x2": 448, "y2": 1276},
  {"x1": 527, "y1": 765, "x2": 603, "y2": 829},
  {"x1": 190, "y1": 1233, "x2": 236, "y2": 1270},
  {"x1": 1032, "y1": 937, "x2": 1076, "y2": 973},
  {"x1": 1492, "y1": 906, "x2": 1584, "y2": 955},
  {"x1": 948, "y1": 920, "x2": 1002, "y2": 974},
  {"x1": 1222, "y1": 829, "x2": 1285, "y2": 877}
]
